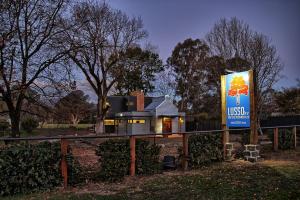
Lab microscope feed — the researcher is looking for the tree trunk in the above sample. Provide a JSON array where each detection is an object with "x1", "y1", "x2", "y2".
[
  {"x1": 10, "y1": 115, "x2": 20, "y2": 138},
  {"x1": 95, "y1": 97, "x2": 105, "y2": 134},
  {"x1": 95, "y1": 118, "x2": 104, "y2": 135},
  {"x1": 7, "y1": 98, "x2": 23, "y2": 138},
  {"x1": 71, "y1": 114, "x2": 79, "y2": 126}
]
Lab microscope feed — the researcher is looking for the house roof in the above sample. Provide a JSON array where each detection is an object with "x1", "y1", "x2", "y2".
[
  {"x1": 106, "y1": 95, "x2": 157, "y2": 117},
  {"x1": 144, "y1": 96, "x2": 165, "y2": 111}
]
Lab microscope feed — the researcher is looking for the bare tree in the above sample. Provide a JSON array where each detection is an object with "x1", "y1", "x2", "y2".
[
  {"x1": 0, "y1": 0, "x2": 71, "y2": 137},
  {"x1": 206, "y1": 17, "x2": 283, "y2": 119},
  {"x1": 154, "y1": 67, "x2": 177, "y2": 99},
  {"x1": 63, "y1": 1, "x2": 147, "y2": 134}
]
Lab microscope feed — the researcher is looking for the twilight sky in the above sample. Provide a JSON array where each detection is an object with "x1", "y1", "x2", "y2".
[{"x1": 108, "y1": 0, "x2": 300, "y2": 88}]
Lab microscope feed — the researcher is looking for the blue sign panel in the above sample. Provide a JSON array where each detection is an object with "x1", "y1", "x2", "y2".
[{"x1": 225, "y1": 71, "x2": 250, "y2": 127}]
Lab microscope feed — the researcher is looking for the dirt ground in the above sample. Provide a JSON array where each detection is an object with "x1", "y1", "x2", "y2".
[{"x1": 65, "y1": 134, "x2": 300, "y2": 196}]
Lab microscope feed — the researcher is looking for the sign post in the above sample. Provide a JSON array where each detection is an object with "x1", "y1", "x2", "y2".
[
  {"x1": 221, "y1": 70, "x2": 257, "y2": 144},
  {"x1": 249, "y1": 70, "x2": 258, "y2": 144}
]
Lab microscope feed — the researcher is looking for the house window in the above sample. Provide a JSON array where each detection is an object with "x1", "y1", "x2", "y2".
[
  {"x1": 179, "y1": 117, "x2": 184, "y2": 124},
  {"x1": 128, "y1": 119, "x2": 145, "y2": 124},
  {"x1": 104, "y1": 119, "x2": 115, "y2": 125}
]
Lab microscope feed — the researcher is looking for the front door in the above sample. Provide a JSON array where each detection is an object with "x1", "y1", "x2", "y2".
[{"x1": 162, "y1": 117, "x2": 172, "y2": 133}]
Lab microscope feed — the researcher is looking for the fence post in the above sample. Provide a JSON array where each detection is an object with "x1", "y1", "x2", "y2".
[
  {"x1": 273, "y1": 128, "x2": 278, "y2": 151},
  {"x1": 182, "y1": 133, "x2": 188, "y2": 171},
  {"x1": 60, "y1": 139, "x2": 69, "y2": 188},
  {"x1": 130, "y1": 136, "x2": 136, "y2": 176},
  {"x1": 293, "y1": 126, "x2": 297, "y2": 148}
]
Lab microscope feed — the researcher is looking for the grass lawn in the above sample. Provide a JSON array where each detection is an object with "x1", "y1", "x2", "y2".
[{"x1": 3, "y1": 160, "x2": 300, "y2": 200}]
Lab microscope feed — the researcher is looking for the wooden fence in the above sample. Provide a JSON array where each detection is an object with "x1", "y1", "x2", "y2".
[{"x1": 0, "y1": 125, "x2": 299, "y2": 188}]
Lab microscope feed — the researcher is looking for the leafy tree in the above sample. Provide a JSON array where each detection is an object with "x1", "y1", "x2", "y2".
[
  {"x1": 0, "y1": 0, "x2": 71, "y2": 137},
  {"x1": 55, "y1": 90, "x2": 93, "y2": 125},
  {"x1": 63, "y1": 1, "x2": 147, "y2": 133},
  {"x1": 274, "y1": 85, "x2": 300, "y2": 114},
  {"x1": 167, "y1": 38, "x2": 210, "y2": 113},
  {"x1": 113, "y1": 47, "x2": 163, "y2": 95}
]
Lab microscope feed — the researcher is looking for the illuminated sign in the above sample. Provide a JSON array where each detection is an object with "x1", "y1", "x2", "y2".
[{"x1": 224, "y1": 71, "x2": 251, "y2": 127}]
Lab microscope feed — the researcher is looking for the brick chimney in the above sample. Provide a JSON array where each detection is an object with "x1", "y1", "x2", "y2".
[{"x1": 131, "y1": 90, "x2": 144, "y2": 111}]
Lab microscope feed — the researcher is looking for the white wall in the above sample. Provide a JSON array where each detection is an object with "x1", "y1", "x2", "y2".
[
  {"x1": 172, "y1": 117, "x2": 179, "y2": 133},
  {"x1": 155, "y1": 117, "x2": 163, "y2": 134}
]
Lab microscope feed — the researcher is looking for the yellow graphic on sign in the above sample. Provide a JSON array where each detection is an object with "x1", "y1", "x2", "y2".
[{"x1": 228, "y1": 76, "x2": 249, "y2": 105}]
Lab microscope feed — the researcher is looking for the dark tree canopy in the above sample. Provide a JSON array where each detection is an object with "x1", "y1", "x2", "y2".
[
  {"x1": 113, "y1": 47, "x2": 163, "y2": 95},
  {"x1": 167, "y1": 38, "x2": 210, "y2": 113},
  {"x1": 55, "y1": 90, "x2": 93, "y2": 125},
  {"x1": 274, "y1": 86, "x2": 300, "y2": 114}
]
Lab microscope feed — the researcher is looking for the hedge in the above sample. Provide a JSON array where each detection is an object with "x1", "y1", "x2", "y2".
[
  {"x1": 187, "y1": 133, "x2": 223, "y2": 167},
  {"x1": 0, "y1": 142, "x2": 81, "y2": 196},
  {"x1": 96, "y1": 139, "x2": 161, "y2": 181}
]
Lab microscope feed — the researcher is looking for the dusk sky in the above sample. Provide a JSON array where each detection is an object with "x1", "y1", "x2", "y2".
[{"x1": 108, "y1": 0, "x2": 300, "y2": 88}]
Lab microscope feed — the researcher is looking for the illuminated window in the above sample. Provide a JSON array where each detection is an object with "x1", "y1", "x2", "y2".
[
  {"x1": 128, "y1": 119, "x2": 145, "y2": 124},
  {"x1": 126, "y1": 101, "x2": 134, "y2": 106},
  {"x1": 104, "y1": 119, "x2": 115, "y2": 125},
  {"x1": 179, "y1": 117, "x2": 184, "y2": 124}
]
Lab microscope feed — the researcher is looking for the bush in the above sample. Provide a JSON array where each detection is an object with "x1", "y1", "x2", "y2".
[
  {"x1": 0, "y1": 142, "x2": 61, "y2": 196},
  {"x1": 267, "y1": 128, "x2": 295, "y2": 150},
  {"x1": 66, "y1": 147, "x2": 84, "y2": 186},
  {"x1": 0, "y1": 141, "x2": 82, "y2": 196},
  {"x1": 21, "y1": 118, "x2": 39, "y2": 133},
  {"x1": 96, "y1": 139, "x2": 161, "y2": 182},
  {"x1": 187, "y1": 133, "x2": 223, "y2": 167}
]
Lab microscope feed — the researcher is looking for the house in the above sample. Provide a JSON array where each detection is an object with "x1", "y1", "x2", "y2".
[{"x1": 105, "y1": 91, "x2": 185, "y2": 135}]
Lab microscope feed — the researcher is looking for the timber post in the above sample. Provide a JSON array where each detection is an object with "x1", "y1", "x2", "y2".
[
  {"x1": 293, "y1": 126, "x2": 297, "y2": 148},
  {"x1": 273, "y1": 128, "x2": 279, "y2": 151},
  {"x1": 60, "y1": 139, "x2": 69, "y2": 188},
  {"x1": 249, "y1": 69, "x2": 258, "y2": 144},
  {"x1": 182, "y1": 133, "x2": 189, "y2": 171},
  {"x1": 130, "y1": 136, "x2": 136, "y2": 176},
  {"x1": 222, "y1": 126, "x2": 229, "y2": 159}
]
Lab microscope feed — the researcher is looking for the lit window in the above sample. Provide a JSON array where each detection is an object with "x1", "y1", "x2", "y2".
[
  {"x1": 179, "y1": 117, "x2": 184, "y2": 124},
  {"x1": 128, "y1": 119, "x2": 145, "y2": 124},
  {"x1": 104, "y1": 119, "x2": 115, "y2": 125}
]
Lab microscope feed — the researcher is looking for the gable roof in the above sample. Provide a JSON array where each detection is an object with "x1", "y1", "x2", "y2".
[{"x1": 144, "y1": 96, "x2": 165, "y2": 111}]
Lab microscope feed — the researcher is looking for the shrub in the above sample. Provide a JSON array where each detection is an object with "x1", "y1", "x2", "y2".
[
  {"x1": 66, "y1": 147, "x2": 84, "y2": 186},
  {"x1": 267, "y1": 128, "x2": 295, "y2": 150},
  {"x1": 0, "y1": 142, "x2": 61, "y2": 196},
  {"x1": 96, "y1": 139, "x2": 161, "y2": 181},
  {"x1": 136, "y1": 140, "x2": 161, "y2": 175},
  {"x1": 21, "y1": 118, "x2": 39, "y2": 133},
  {"x1": 0, "y1": 141, "x2": 82, "y2": 196},
  {"x1": 187, "y1": 133, "x2": 223, "y2": 167}
]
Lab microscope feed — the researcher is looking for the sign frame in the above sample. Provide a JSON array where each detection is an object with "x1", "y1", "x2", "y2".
[{"x1": 221, "y1": 69, "x2": 258, "y2": 144}]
